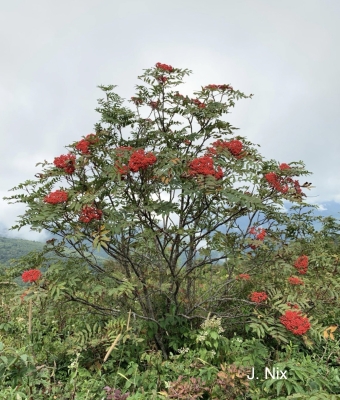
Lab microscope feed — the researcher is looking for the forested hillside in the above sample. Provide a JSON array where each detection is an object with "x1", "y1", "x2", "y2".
[
  {"x1": 0, "y1": 236, "x2": 44, "y2": 264},
  {"x1": 0, "y1": 236, "x2": 108, "y2": 267}
]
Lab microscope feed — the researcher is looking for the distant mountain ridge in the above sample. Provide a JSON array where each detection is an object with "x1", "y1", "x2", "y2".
[
  {"x1": 0, "y1": 236, "x2": 44, "y2": 264},
  {"x1": 0, "y1": 236, "x2": 108, "y2": 266}
]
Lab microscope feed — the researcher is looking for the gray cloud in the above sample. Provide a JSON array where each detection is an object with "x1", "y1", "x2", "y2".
[{"x1": 1, "y1": 0, "x2": 340, "y2": 241}]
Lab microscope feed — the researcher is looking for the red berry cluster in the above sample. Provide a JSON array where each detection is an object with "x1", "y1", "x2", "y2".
[
  {"x1": 227, "y1": 140, "x2": 243, "y2": 156},
  {"x1": 115, "y1": 162, "x2": 129, "y2": 177},
  {"x1": 188, "y1": 156, "x2": 223, "y2": 180},
  {"x1": 76, "y1": 134, "x2": 98, "y2": 155},
  {"x1": 128, "y1": 149, "x2": 157, "y2": 172},
  {"x1": 86, "y1": 134, "x2": 98, "y2": 143},
  {"x1": 76, "y1": 139, "x2": 90, "y2": 154},
  {"x1": 288, "y1": 276, "x2": 304, "y2": 285},
  {"x1": 248, "y1": 227, "x2": 266, "y2": 250},
  {"x1": 265, "y1": 172, "x2": 280, "y2": 187},
  {"x1": 155, "y1": 62, "x2": 173, "y2": 72},
  {"x1": 207, "y1": 139, "x2": 243, "y2": 157},
  {"x1": 248, "y1": 226, "x2": 266, "y2": 240},
  {"x1": 280, "y1": 310, "x2": 311, "y2": 335},
  {"x1": 294, "y1": 255, "x2": 308, "y2": 274},
  {"x1": 191, "y1": 98, "x2": 206, "y2": 109},
  {"x1": 79, "y1": 205, "x2": 103, "y2": 223},
  {"x1": 22, "y1": 269, "x2": 42, "y2": 283},
  {"x1": 257, "y1": 229, "x2": 266, "y2": 241},
  {"x1": 236, "y1": 273, "x2": 250, "y2": 280},
  {"x1": 249, "y1": 291, "x2": 268, "y2": 303},
  {"x1": 113, "y1": 147, "x2": 135, "y2": 178},
  {"x1": 44, "y1": 190, "x2": 68, "y2": 204},
  {"x1": 173, "y1": 92, "x2": 191, "y2": 106},
  {"x1": 131, "y1": 97, "x2": 143, "y2": 105},
  {"x1": 149, "y1": 101, "x2": 159, "y2": 109},
  {"x1": 204, "y1": 84, "x2": 233, "y2": 91},
  {"x1": 279, "y1": 163, "x2": 291, "y2": 170},
  {"x1": 264, "y1": 172, "x2": 301, "y2": 195},
  {"x1": 53, "y1": 154, "x2": 76, "y2": 174},
  {"x1": 174, "y1": 92, "x2": 185, "y2": 99},
  {"x1": 157, "y1": 76, "x2": 168, "y2": 84},
  {"x1": 20, "y1": 290, "x2": 28, "y2": 303}
]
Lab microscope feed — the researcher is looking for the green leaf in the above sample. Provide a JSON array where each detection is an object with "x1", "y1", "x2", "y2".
[
  {"x1": 285, "y1": 380, "x2": 293, "y2": 395},
  {"x1": 0, "y1": 356, "x2": 8, "y2": 364},
  {"x1": 19, "y1": 355, "x2": 28, "y2": 364},
  {"x1": 276, "y1": 379, "x2": 284, "y2": 396},
  {"x1": 210, "y1": 331, "x2": 218, "y2": 339}
]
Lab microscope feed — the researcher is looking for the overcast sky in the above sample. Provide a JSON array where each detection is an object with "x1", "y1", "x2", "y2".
[{"x1": 1, "y1": 0, "x2": 340, "y2": 241}]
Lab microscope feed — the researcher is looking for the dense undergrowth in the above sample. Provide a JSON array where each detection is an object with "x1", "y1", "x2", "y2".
[{"x1": 0, "y1": 218, "x2": 340, "y2": 399}]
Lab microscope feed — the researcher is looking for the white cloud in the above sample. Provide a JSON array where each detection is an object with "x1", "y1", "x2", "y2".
[
  {"x1": 2, "y1": 0, "x2": 340, "y2": 241},
  {"x1": 315, "y1": 204, "x2": 327, "y2": 211}
]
